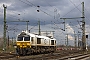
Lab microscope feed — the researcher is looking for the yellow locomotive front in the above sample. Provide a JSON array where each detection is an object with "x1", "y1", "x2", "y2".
[{"x1": 16, "y1": 32, "x2": 31, "y2": 55}]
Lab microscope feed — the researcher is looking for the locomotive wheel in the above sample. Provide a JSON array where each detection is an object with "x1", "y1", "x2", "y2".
[
  {"x1": 23, "y1": 48, "x2": 26, "y2": 56},
  {"x1": 16, "y1": 48, "x2": 21, "y2": 55}
]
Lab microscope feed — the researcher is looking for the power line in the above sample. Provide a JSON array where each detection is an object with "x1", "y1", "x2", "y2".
[
  {"x1": 68, "y1": 0, "x2": 90, "y2": 30},
  {"x1": 69, "y1": 0, "x2": 82, "y2": 13},
  {"x1": 62, "y1": 3, "x2": 81, "y2": 17},
  {"x1": 19, "y1": 0, "x2": 32, "y2": 7},
  {"x1": 26, "y1": 0, "x2": 56, "y2": 17},
  {"x1": 84, "y1": 8, "x2": 90, "y2": 22},
  {"x1": 19, "y1": 0, "x2": 55, "y2": 18},
  {"x1": 18, "y1": 0, "x2": 68, "y2": 31},
  {"x1": 18, "y1": 0, "x2": 65, "y2": 31},
  {"x1": 51, "y1": 21, "x2": 64, "y2": 31},
  {"x1": 25, "y1": 0, "x2": 36, "y2": 7}
]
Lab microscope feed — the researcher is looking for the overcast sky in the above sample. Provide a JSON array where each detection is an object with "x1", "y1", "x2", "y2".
[{"x1": 0, "y1": 0, "x2": 90, "y2": 46}]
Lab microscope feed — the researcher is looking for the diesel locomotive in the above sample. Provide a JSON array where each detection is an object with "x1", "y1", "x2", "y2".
[{"x1": 15, "y1": 30, "x2": 56, "y2": 55}]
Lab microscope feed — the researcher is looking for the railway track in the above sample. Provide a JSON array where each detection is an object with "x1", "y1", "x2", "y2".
[
  {"x1": 0, "y1": 52, "x2": 16, "y2": 60},
  {"x1": 58, "y1": 53, "x2": 90, "y2": 60},
  {"x1": 14, "y1": 53, "x2": 90, "y2": 60},
  {"x1": 0, "y1": 50, "x2": 90, "y2": 60}
]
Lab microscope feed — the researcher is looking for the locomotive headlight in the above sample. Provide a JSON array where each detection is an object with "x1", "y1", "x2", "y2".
[
  {"x1": 25, "y1": 42, "x2": 30, "y2": 45},
  {"x1": 17, "y1": 41, "x2": 23, "y2": 44},
  {"x1": 17, "y1": 43, "x2": 20, "y2": 45},
  {"x1": 14, "y1": 45, "x2": 17, "y2": 48},
  {"x1": 27, "y1": 43, "x2": 30, "y2": 45}
]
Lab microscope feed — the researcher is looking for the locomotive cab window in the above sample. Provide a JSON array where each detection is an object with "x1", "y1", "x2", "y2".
[
  {"x1": 17, "y1": 36, "x2": 23, "y2": 41},
  {"x1": 24, "y1": 35, "x2": 30, "y2": 41},
  {"x1": 51, "y1": 40, "x2": 54, "y2": 45}
]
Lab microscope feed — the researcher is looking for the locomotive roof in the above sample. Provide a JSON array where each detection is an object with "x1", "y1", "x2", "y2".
[
  {"x1": 18, "y1": 30, "x2": 35, "y2": 37},
  {"x1": 18, "y1": 30, "x2": 49, "y2": 39},
  {"x1": 18, "y1": 30, "x2": 56, "y2": 40}
]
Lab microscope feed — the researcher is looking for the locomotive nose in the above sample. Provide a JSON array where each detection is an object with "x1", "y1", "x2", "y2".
[{"x1": 17, "y1": 42, "x2": 31, "y2": 48}]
